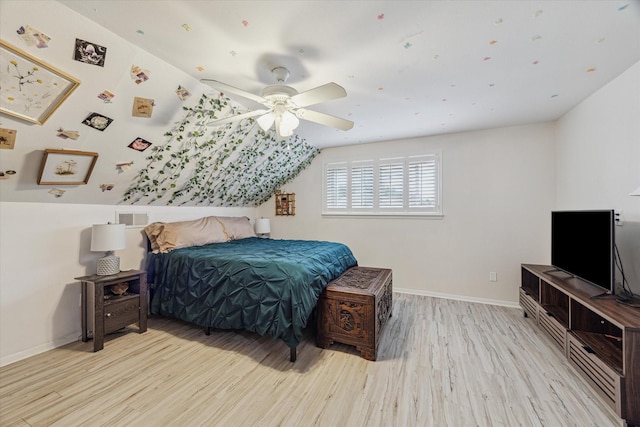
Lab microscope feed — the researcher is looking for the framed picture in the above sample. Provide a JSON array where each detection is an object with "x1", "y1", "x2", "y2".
[
  {"x1": 37, "y1": 149, "x2": 98, "y2": 185},
  {"x1": 0, "y1": 40, "x2": 81, "y2": 125}
]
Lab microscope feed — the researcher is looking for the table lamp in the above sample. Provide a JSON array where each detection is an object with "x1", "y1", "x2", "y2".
[
  {"x1": 91, "y1": 223, "x2": 126, "y2": 275},
  {"x1": 255, "y1": 218, "x2": 271, "y2": 238}
]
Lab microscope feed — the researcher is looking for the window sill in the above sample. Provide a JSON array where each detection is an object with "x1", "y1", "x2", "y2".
[{"x1": 321, "y1": 212, "x2": 444, "y2": 219}]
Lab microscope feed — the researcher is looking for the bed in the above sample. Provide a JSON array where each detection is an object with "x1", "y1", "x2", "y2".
[{"x1": 145, "y1": 216, "x2": 357, "y2": 362}]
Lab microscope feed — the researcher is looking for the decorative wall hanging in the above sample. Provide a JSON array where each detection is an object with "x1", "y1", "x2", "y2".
[
  {"x1": 128, "y1": 137, "x2": 151, "y2": 152},
  {"x1": 0, "y1": 128, "x2": 17, "y2": 149},
  {"x1": 0, "y1": 40, "x2": 80, "y2": 125},
  {"x1": 275, "y1": 191, "x2": 295, "y2": 216},
  {"x1": 132, "y1": 97, "x2": 154, "y2": 118},
  {"x1": 73, "y1": 38, "x2": 106, "y2": 67},
  {"x1": 16, "y1": 25, "x2": 50, "y2": 48},
  {"x1": 37, "y1": 148, "x2": 98, "y2": 185},
  {"x1": 82, "y1": 112, "x2": 113, "y2": 131}
]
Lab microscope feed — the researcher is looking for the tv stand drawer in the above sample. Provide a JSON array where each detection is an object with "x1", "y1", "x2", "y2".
[
  {"x1": 538, "y1": 310, "x2": 566, "y2": 352},
  {"x1": 567, "y1": 334, "x2": 621, "y2": 413}
]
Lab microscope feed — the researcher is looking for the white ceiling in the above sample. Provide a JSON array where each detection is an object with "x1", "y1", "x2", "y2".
[{"x1": 59, "y1": 0, "x2": 640, "y2": 149}]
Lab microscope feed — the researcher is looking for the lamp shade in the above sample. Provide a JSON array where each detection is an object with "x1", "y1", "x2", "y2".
[
  {"x1": 255, "y1": 218, "x2": 271, "y2": 235},
  {"x1": 91, "y1": 223, "x2": 126, "y2": 252},
  {"x1": 630, "y1": 185, "x2": 640, "y2": 196}
]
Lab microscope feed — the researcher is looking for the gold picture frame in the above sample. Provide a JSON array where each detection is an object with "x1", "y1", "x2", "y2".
[
  {"x1": 37, "y1": 149, "x2": 98, "y2": 185},
  {"x1": 0, "y1": 40, "x2": 80, "y2": 125}
]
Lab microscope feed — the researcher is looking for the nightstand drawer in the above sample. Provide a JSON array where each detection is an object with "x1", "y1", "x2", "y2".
[{"x1": 104, "y1": 297, "x2": 140, "y2": 333}]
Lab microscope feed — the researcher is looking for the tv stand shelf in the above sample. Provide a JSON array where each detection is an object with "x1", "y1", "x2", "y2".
[{"x1": 520, "y1": 264, "x2": 640, "y2": 427}]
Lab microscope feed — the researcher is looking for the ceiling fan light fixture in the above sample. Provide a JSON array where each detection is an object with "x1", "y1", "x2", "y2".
[{"x1": 257, "y1": 113, "x2": 275, "y2": 131}]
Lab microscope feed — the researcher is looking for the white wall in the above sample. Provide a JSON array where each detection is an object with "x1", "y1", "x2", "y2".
[
  {"x1": 0, "y1": 202, "x2": 256, "y2": 366},
  {"x1": 259, "y1": 123, "x2": 556, "y2": 305},
  {"x1": 555, "y1": 61, "x2": 640, "y2": 295}
]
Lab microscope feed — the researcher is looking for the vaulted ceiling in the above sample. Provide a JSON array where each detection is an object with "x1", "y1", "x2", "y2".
[{"x1": 59, "y1": 1, "x2": 640, "y2": 149}]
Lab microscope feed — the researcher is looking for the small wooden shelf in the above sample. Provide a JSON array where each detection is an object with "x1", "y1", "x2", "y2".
[{"x1": 275, "y1": 192, "x2": 295, "y2": 216}]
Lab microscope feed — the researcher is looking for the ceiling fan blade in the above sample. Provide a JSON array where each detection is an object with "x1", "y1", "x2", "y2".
[
  {"x1": 295, "y1": 108, "x2": 354, "y2": 131},
  {"x1": 200, "y1": 79, "x2": 267, "y2": 105},
  {"x1": 289, "y1": 83, "x2": 347, "y2": 108},
  {"x1": 206, "y1": 109, "x2": 270, "y2": 126}
]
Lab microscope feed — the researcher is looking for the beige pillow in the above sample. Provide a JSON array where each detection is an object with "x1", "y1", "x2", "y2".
[
  {"x1": 216, "y1": 216, "x2": 256, "y2": 240},
  {"x1": 143, "y1": 222, "x2": 165, "y2": 253},
  {"x1": 155, "y1": 216, "x2": 229, "y2": 253}
]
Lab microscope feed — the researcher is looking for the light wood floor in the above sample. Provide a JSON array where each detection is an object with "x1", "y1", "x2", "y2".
[{"x1": 0, "y1": 294, "x2": 621, "y2": 427}]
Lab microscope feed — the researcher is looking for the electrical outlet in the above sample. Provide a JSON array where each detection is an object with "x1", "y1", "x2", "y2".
[
  {"x1": 615, "y1": 210, "x2": 624, "y2": 226},
  {"x1": 489, "y1": 272, "x2": 497, "y2": 282}
]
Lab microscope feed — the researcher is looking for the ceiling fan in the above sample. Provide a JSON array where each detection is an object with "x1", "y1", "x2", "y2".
[{"x1": 200, "y1": 67, "x2": 354, "y2": 137}]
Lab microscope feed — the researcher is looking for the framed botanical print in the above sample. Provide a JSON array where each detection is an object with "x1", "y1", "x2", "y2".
[
  {"x1": 0, "y1": 40, "x2": 81, "y2": 125},
  {"x1": 37, "y1": 149, "x2": 98, "y2": 185}
]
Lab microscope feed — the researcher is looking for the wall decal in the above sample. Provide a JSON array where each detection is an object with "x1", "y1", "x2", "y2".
[
  {"x1": 0, "y1": 170, "x2": 17, "y2": 180},
  {"x1": 176, "y1": 85, "x2": 191, "y2": 100},
  {"x1": 0, "y1": 40, "x2": 80, "y2": 125},
  {"x1": 242, "y1": 20, "x2": 249, "y2": 27},
  {"x1": 16, "y1": 25, "x2": 50, "y2": 48},
  {"x1": 100, "y1": 184, "x2": 114, "y2": 192},
  {"x1": 82, "y1": 112, "x2": 113, "y2": 131},
  {"x1": 132, "y1": 97, "x2": 154, "y2": 118},
  {"x1": 0, "y1": 128, "x2": 17, "y2": 149},
  {"x1": 130, "y1": 65, "x2": 150, "y2": 84},
  {"x1": 48, "y1": 188, "x2": 65, "y2": 198},
  {"x1": 116, "y1": 161, "x2": 134, "y2": 173},
  {"x1": 98, "y1": 90, "x2": 115, "y2": 103},
  {"x1": 73, "y1": 38, "x2": 106, "y2": 67},
  {"x1": 128, "y1": 137, "x2": 152, "y2": 151},
  {"x1": 182, "y1": 24, "x2": 191, "y2": 31},
  {"x1": 56, "y1": 128, "x2": 79, "y2": 140},
  {"x1": 122, "y1": 93, "x2": 320, "y2": 206}
]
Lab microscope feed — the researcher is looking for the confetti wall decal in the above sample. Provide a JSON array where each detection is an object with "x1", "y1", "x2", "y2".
[
  {"x1": 404, "y1": 42, "x2": 412, "y2": 49},
  {"x1": 533, "y1": 10, "x2": 543, "y2": 18},
  {"x1": 229, "y1": 51, "x2": 237, "y2": 57},
  {"x1": 136, "y1": 29, "x2": 144, "y2": 35},
  {"x1": 530, "y1": 35, "x2": 542, "y2": 42},
  {"x1": 489, "y1": 40, "x2": 497, "y2": 45},
  {"x1": 586, "y1": 67, "x2": 596, "y2": 72},
  {"x1": 483, "y1": 57, "x2": 491, "y2": 61},
  {"x1": 196, "y1": 66, "x2": 204, "y2": 72},
  {"x1": 618, "y1": 4, "x2": 629, "y2": 11},
  {"x1": 241, "y1": 20, "x2": 249, "y2": 27},
  {"x1": 495, "y1": 18, "x2": 503, "y2": 25},
  {"x1": 182, "y1": 24, "x2": 191, "y2": 31},
  {"x1": 377, "y1": 14, "x2": 384, "y2": 20}
]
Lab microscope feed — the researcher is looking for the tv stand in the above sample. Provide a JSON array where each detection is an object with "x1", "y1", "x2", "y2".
[{"x1": 520, "y1": 264, "x2": 640, "y2": 427}]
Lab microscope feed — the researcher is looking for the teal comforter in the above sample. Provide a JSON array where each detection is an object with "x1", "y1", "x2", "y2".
[{"x1": 149, "y1": 237, "x2": 357, "y2": 348}]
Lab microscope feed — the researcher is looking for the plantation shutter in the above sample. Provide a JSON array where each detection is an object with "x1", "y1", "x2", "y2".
[
  {"x1": 408, "y1": 156, "x2": 438, "y2": 209},
  {"x1": 325, "y1": 164, "x2": 348, "y2": 209},
  {"x1": 379, "y1": 161, "x2": 404, "y2": 208},
  {"x1": 351, "y1": 163, "x2": 374, "y2": 208}
]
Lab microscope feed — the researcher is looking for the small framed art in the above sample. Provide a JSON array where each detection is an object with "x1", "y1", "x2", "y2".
[
  {"x1": 0, "y1": 40, "x2": 81, "y2": 125},
  {"x1": 37, "y1": 149, "x2": 98, "y2": 185}
]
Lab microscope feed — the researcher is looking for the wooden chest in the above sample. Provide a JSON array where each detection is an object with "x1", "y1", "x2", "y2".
[{"x1": 317, "y1": 267, "x2": 392, "y2": 360}]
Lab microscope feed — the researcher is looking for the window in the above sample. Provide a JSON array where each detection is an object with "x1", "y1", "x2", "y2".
[{"x1": 323, "y1": 153, "x2": 441, "y2": 216}]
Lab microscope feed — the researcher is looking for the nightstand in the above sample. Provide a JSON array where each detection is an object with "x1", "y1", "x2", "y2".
[{"x1": 76, "y1": 269, "x2": 147, "y2": 351}]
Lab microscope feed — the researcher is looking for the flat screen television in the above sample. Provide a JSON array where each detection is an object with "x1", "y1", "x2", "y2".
[{"x1": 551, "y1": 210, "x2": 615, "y2": 295}]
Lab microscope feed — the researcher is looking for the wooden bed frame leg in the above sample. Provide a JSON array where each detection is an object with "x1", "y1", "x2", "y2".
[
  {"x1": 290, "y1": 347, "x2": 297, "y2": 363},
  {"x1": 205, "y1": 327, "x2": 211, "y2": 336}
]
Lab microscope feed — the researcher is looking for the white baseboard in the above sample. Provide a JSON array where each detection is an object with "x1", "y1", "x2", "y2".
[
  {"x1": 394, "y1": 287, "x2": 520, "y2": 309},
  {"x1": 0, "y1": 333, "x2": 79, "y2": 368}
]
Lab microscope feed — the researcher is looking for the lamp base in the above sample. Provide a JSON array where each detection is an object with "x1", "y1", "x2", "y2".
[{"x1": 97, "y1": 254, "x2": 120, "y2": 276}]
